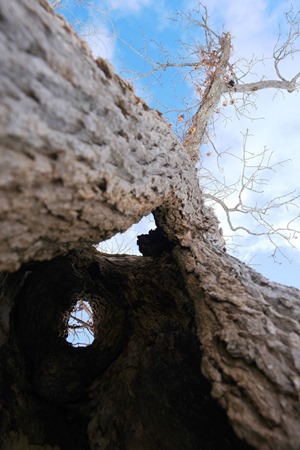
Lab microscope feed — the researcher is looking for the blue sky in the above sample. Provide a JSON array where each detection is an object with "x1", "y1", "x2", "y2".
[{"x1": 56, "y1": 0, "x2": 300, "y2": 289}]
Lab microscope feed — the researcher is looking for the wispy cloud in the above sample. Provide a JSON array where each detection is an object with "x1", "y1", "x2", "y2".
[
  {"x1": 105, "y1": 0, "x2": 152, "y2": 13},
  {"x1": 84, "y1": 26, "x2": 116, "y2": 60}
]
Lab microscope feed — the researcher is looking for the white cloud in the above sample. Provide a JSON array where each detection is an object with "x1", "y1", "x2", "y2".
[
  {"x1": 105, "y1": 0, "x2": 152, "y2": 13},
  {"x1": 56, "y1": 1, "x2": 117, "y2": 62},
  {"x1": 84, "y1": 27, "x2": 116, "y2": 60}
]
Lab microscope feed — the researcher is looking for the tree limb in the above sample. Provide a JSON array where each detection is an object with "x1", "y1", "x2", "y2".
[
  {"x1": 227, "y1": 79, "x2": 299, "y2": 94},
  {"x1": 183, "y1": 32, "x2": 232, "y2": 161},
  {"x1": 0, "y1": 0, "x2": 196, "y2": 271}
]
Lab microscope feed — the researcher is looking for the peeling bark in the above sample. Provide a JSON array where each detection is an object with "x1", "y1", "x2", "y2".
[{"x1": 1, "y1": 1, "x2": 300, "y2": 450}]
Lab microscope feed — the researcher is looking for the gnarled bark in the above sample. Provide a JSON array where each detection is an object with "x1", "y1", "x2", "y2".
[{"x1": 0, "y1": 1, "x2": 300, "y2": 449}]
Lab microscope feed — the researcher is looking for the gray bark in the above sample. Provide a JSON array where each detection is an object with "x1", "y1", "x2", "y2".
[
  {"x1": 1, "y1": 1, "x2": 300, "y2": 449},
  {"x1": 183, "y1": 32, "x2": 232, "y2": 162},
  {"x1": 0, "y1": 0, "x2": 195, "y2": 272}
]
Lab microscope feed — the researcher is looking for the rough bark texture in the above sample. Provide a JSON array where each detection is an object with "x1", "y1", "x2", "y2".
[
  {"x1": 1, "y1": 1, "x2": 300, "y2": 450},
  {"x1": 0, "y1": 0, "x2": 196, "y2": 272}
]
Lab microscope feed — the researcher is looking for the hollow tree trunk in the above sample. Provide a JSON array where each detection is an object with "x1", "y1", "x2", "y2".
[
  {"x1": 1, "y1": 1, "x2": 300, "y2": 450},
  {"x1": 1, "y1": 249, "x2": 252, "y2": 450}
]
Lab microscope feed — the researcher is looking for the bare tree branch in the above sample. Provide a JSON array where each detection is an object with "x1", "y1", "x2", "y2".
[
  {"x1": 226, "y1": 78, "x2": 299, "y2": 94},
  {"x1": 273, "y1": 5, "x2": 300, "y2": 84}
]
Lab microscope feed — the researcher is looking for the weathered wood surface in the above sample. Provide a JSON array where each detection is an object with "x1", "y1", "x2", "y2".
[
  {"x1": 0, "y1": 0, "x2": 207, "y2": 272},
  {"x1": 1, "y1": 1, "x2": 300, "y2": 449}
]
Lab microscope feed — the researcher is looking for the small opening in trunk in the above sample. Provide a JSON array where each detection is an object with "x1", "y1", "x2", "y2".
[
  {"x1": 66, "y1": 297, "x2": 95, "y2": 347},
  {"x1": 97, "y1": 213, "x2": 156, "y2": 255}
]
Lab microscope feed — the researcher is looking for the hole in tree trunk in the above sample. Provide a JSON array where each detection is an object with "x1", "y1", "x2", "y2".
[
  {"x1": 97, "y1": 213, "x2": 156, "y2": 255},
  {"x1": 66, "y1": 295, "x2": 95, "y2": 347}
]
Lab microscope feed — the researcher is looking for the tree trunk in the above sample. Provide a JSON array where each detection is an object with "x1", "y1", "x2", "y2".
[{"x1": 1, "y1": 1, "x2": 300, "y2": 450}]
